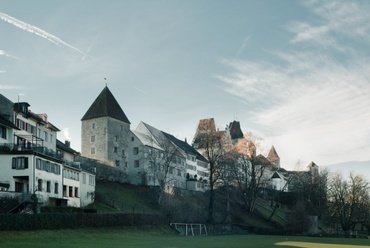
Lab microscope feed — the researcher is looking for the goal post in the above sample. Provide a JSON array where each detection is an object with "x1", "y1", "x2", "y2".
[{"x1": 170, "y1": 223, "x2": 208, "y2": 236}]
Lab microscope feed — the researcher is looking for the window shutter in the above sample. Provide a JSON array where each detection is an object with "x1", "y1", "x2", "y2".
[
  {"x1": 24, "y1": 157, "x2": 28, "y2": 169},
  {"x1": 12, "y1": 158, "x2": 16, "y2": 169}
]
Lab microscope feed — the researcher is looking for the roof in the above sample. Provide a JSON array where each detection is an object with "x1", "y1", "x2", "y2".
[
  {"x1": 192, "y1": 118, "x2": 218, "y2": 147},
  {"x1": 267, "y1": 146, "x2": 280, "y2": 159},
  {"x1": 57, "y1": 139, "x2": 79, "y2": 155},
  {"x1": 131, "y1": 130, "x2": 163, "y2": 150},
  {"x1": 0, "y1": 115, "x2": 18, "y2": 130},
  {"x1": 81, "y1": 86, "x2": 130, "y2": 124},
  {"x1": 307, "y1": 161, "x2": 318, "y2": 168},
  {"x1": 229, "y1": 120, "x2": 243, "y2": 139},
  {"x1": 136, "y1": 122, "x2": 185, "y2": 158},
  {"x1": 163, "y1": 132, "x2": 208, "y2": 163}
]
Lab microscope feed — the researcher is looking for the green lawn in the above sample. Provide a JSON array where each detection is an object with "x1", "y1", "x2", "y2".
[{"x1": 0, "y1": 227, "x2": 369, "y2": 248}]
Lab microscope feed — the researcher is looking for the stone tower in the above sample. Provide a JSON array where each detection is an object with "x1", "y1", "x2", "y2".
[{"x1": 81, "y1": 86, "x2": 130, "y2": 167}]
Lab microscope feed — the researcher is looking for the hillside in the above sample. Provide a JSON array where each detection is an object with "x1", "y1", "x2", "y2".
[
  {"x1": 91, "y1": 181, "x2": 286, "y2": 231},
  {"x1": 94, "y1": 181, "x2": 160, "y2": 214}
]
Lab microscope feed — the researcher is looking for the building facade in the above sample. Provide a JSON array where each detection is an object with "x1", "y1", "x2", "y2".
[{"x1": 0, "y1": 94, "x2": 95, "y2": 211}]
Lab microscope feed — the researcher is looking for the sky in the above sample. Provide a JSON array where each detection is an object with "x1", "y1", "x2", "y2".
[{"x1": 1, "y1": 0, "x2": 370, "y2": 175}]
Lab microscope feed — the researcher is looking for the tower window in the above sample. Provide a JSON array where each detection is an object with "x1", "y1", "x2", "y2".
[
  {"x1": 91, "y1": 135, "x2": 95, "y2": 142},
  {"x1": 91, "y1": 147, "x2": 95, "y2": 154},
  {"x1": 92, "y1": 123, "x2": 96, "y2": 129},
  {"x1": 133, "y1": 147, "x2": 139, "y2": 155}
]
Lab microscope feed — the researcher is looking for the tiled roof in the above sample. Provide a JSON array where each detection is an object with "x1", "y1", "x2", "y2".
[
  {"x1": 192, "y1": 118, "x2": 217, "y2": 147},
  {"x1": 81, "y1": 86, "x2": 130, "y2": 124}
]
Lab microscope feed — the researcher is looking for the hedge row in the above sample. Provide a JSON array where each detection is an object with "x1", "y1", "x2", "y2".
[{"x1": 0, "y1": 213, "x2": 166, "y2": 231}]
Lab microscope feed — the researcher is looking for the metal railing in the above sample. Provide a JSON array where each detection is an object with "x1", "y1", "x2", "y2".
[{"x1": 0, "y1": 143, "x2": 62, "y2": 160}]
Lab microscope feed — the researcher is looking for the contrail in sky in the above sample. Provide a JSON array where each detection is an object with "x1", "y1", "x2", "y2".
[
  {"x1": 0, "y1": 11, "x2": 88, "y2": 57},
  {"x1": 0, "y1": 49, "x2": 17, "y2": 59}
]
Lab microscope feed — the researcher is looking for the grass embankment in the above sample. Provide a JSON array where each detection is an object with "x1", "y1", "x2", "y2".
[
  {"x1": 1, "y1": 228, "x2": 369, "y2": 248},
  {"x1": 93, "y1": 181, "x2": 160, "y2": 214}
]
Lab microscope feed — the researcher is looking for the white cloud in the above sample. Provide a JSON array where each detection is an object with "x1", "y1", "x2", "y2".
[
  {"x1": 289, "y1": 1, "x2": 370, "y2": 48},
  {"x1": 218, "y1": 0, "x2": 370, "y2": 168}
]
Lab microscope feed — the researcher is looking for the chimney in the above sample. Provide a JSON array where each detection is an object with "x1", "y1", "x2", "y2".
[{"x1": 65, "y1": 140, "x2": 71, "y2": 147}]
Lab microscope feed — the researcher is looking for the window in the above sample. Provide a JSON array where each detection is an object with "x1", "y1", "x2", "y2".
[
  {"x1": 131, "y1": 136, "x2": 134, "y2": 141},
  {"x1": 177, "y1": 169, "x2": 181, "y2": 176},
  {"x1": 82, "y1": 173, "x2": 86, "y2": 184},
  {"x1": 114, "y1": 136, "x2": 118, "y2": 142},
  {"x1": 91, "y1": 147, "x2": 95, "y2": 154},
  {"x1": 44, "y1": 131, "x2": 48, "y2": 142},
  {"x1": 134, "y1": 160, "x2": 140, "y2": 167},
  {"x1": 69, "y1": 186, "x2": 73, "y2": 197},
  {"x1": 63, "y1": 185, "x2": 67, "y2": 197},
  {"x1": 54, "y1": 183, "x2": 59, "y2": 194},
  {"x1": 122, "y1": 150, "x2": 125, "y2": 156},
  {"x1": 92, "y1": 123, "x2": 96, "y2": 129},
  {"x1": 50, "y1": 134, "x2": 53, "y2": 142},
  {"x1": 91, "y1": 135, "x2": 95, "y2": 142},
  {"x1": 114, "y1": 147, "x2": 118, "y2": 153},
  {"x1": 89, "y1": 175, "x2": 95, "y2": 186},
  {"x1": 115, "y1": 160, "x2": 120, "y2": 166},
  {"x1": 0, "y1": 126, "x2": 6, "y2": 139},
  {"x1": 36, "y1": 158, "x2": 41, "y2": 169},
  {"x1": 74, "y1": 188, "x2": 79, "y2": 198},
  {"x1": 133, "y1": 147, "x2": 139, "y2": 155},
  {"x1": 121, "y1": 125, "x2": 123, "y2": 131},
  {"x1": 38, "y1": 179, "x2": 43, "y2": 191},
  {"x1": 46, "y1": 181, "x2": 51, "y2": 193},
  {"x1": 12, "y1": 157, "x2": 28, "y2": 170}
]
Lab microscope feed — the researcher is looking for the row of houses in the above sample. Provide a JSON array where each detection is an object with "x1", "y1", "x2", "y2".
[{"x1": 0, "y1": 86, "x2": 319, "y2": 211}]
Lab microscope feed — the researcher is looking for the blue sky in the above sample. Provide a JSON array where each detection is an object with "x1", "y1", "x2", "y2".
[{"x1": 1, "y1": 0, "x2": 370, "y2": 174}]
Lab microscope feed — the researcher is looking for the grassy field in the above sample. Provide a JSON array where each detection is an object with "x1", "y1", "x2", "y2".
[{"x1": 0, "y1": 227, "x2": 369, "y2": 248}]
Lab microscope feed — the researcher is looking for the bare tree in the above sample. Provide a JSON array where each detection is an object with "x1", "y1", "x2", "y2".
[
  {"x1": 231, "y1": 133, "x2": 270, "y2": 212},
  {"x1": 193, "y1": 119, "x2": 232, "y2": 223},
  {"x1": 141, "y1": 133, "x2": 184, "y2": 205},
  {"x1": 328, "y1": 172, "x2": 370, "y2": 231}
]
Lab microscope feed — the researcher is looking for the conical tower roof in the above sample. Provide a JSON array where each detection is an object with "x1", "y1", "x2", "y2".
[
  {"x1": 267, "y1": 146, "x2": 279, "y2": 159},
  {"x1": 81, "y1": 86, "x2": 130, "y2": 124}
]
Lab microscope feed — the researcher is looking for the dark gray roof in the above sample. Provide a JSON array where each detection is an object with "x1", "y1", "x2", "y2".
[
  {"x1": 164, "y1": 132, "x2": 208, "y2": 163},
  {"x1": 229, "y1": 120, "x2": 243, "y2": 139},
  {"x1": 0, "y1": 115, "x2": 18, "y2": 130},
  {"x1": 81, "y1": 86, "x2": 130, "y2": 124},
  {"x1": 57, "y1": 139, "x2": 79, "y2": 155}
]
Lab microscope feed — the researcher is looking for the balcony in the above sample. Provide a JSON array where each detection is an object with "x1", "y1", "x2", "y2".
[{"x1": 0, "y1": 143, "x2": 62, "y2": 161}]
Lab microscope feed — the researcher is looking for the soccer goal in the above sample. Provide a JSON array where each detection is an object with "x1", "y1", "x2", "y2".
[{"x1": 170, "y1": 223, "x2": 208, "y2": 236}]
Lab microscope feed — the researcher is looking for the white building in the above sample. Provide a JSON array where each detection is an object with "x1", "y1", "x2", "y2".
[
  {"x1": 0, "y1": 94, "x2": 95, "y2": 211},
  {"x1": 128, "y1": 122, "x2": 187, "y2": 191}
]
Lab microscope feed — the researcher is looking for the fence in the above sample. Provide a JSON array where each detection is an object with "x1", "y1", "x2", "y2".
[{"x1": 0, "y1": 213, "x2": 166, "y2": 231}]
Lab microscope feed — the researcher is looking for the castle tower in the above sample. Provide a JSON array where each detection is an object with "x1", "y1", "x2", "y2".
[
  {"x1": 267, "y1": 145, "x2": 280, "y2": 169},
  {"x1": 228, "y1": 120, "x2": 243, "y2": 145},
  {"x1": 307, "y1": 161, "x2": 319, "y2": 184},
  {"x1": 81, "y1": 86, "x2": 130, "y2": 167}
]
